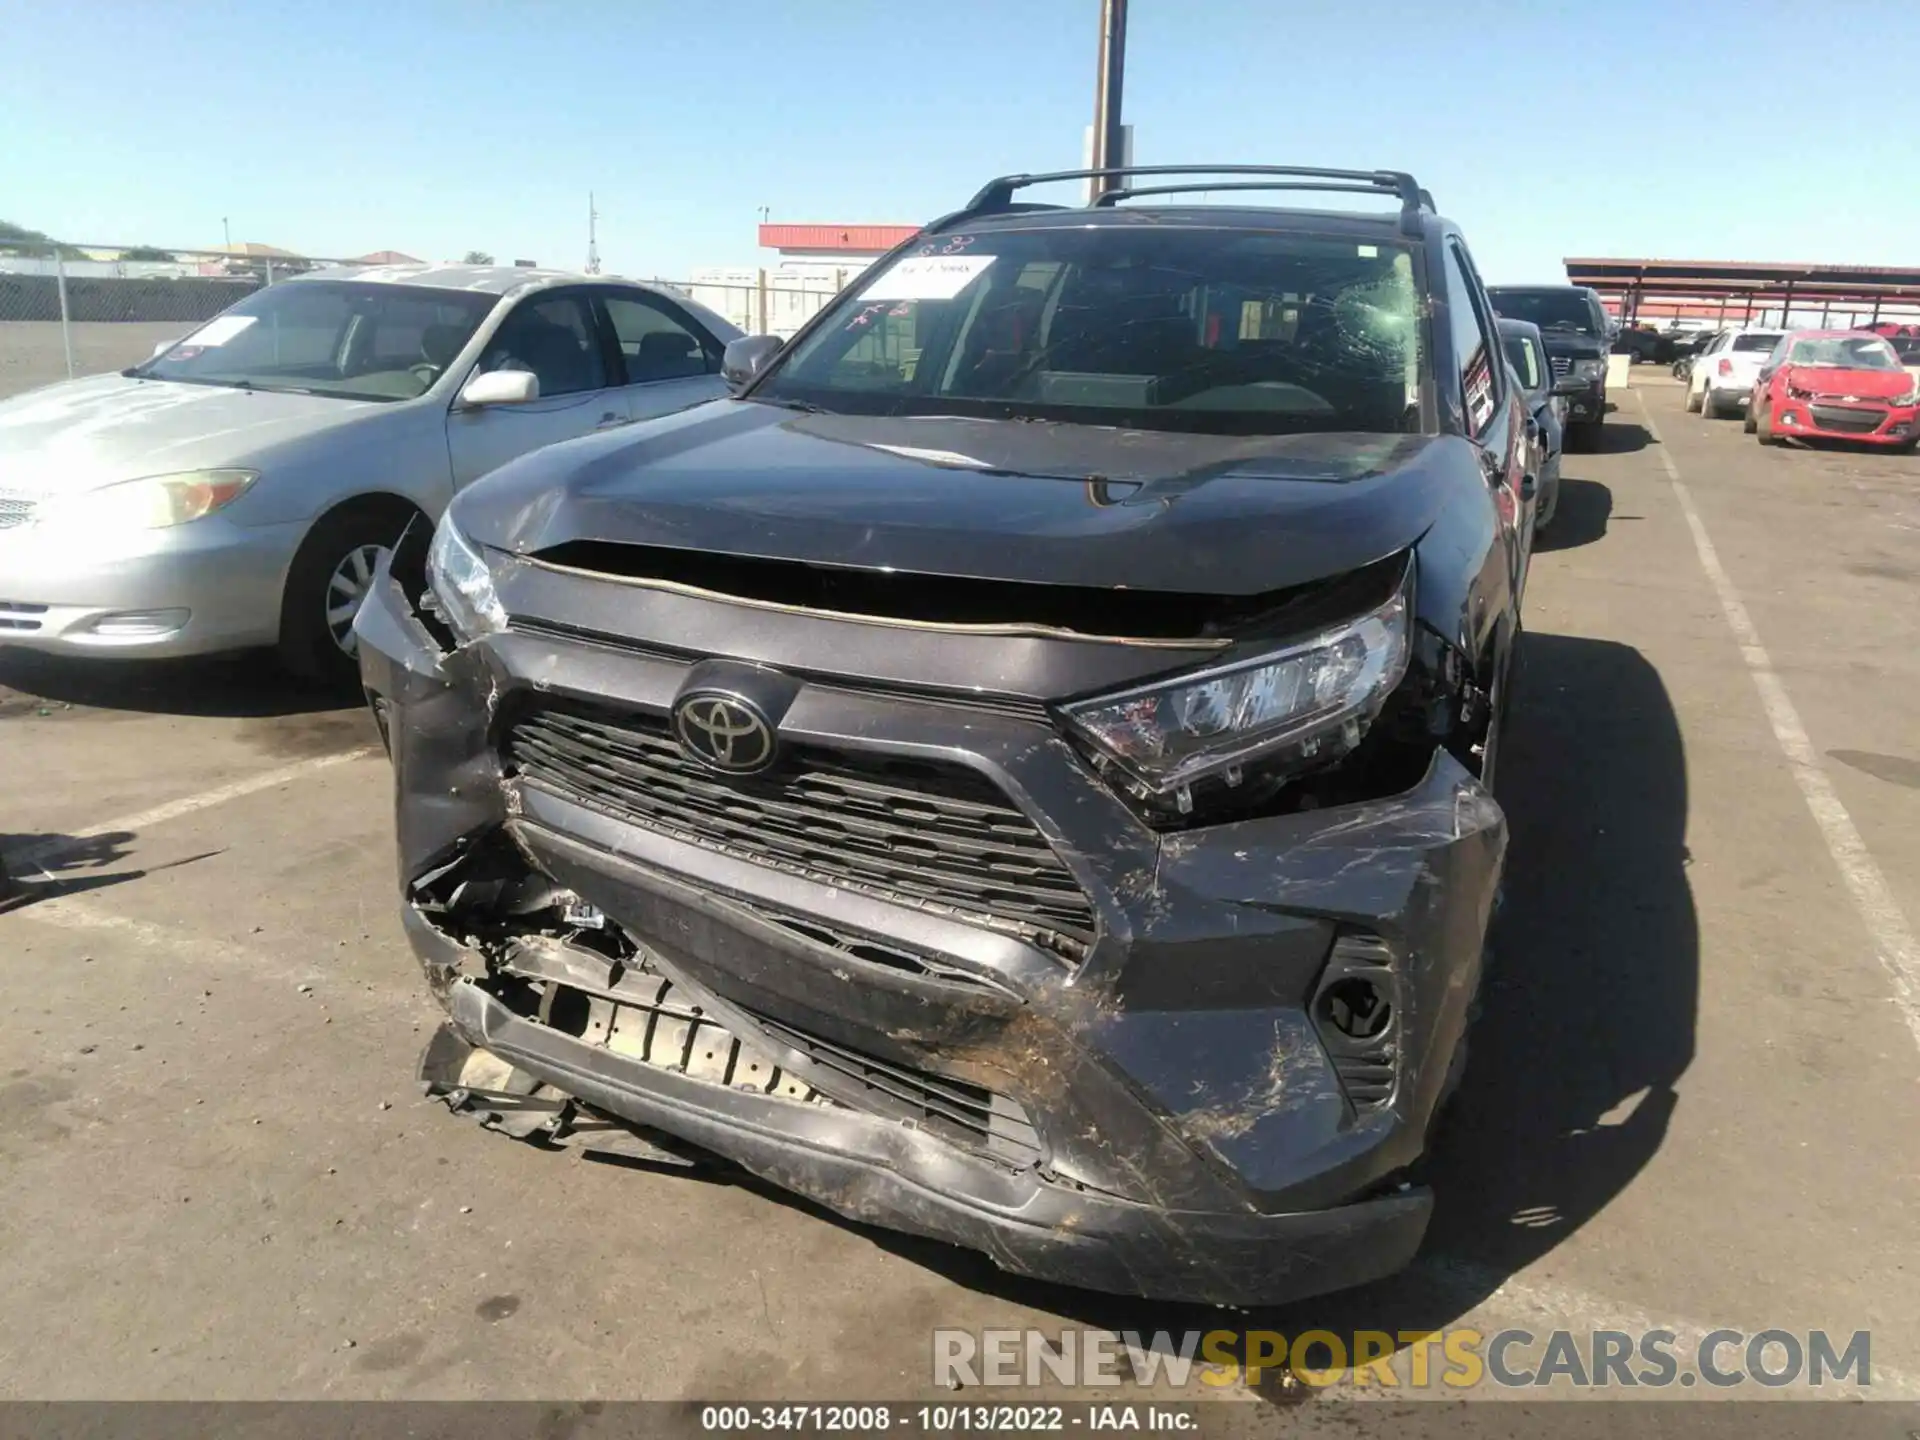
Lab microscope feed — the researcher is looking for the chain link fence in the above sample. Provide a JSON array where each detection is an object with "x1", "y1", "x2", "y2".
[{"x1": 0, "y1": 245, "x2": 865, "y2": 400}]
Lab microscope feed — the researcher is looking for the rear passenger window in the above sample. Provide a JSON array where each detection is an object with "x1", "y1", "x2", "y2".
[
  {"x1": 1443, "y1": 245, "x2": 1497, "y2": 434},
  {"x1": 602, "y1": 295, "x2": 716, "y2": 383}
]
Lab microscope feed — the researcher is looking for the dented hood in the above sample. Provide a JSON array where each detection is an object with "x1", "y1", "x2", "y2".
[
  {"x1": 1783, "y1": 364, "x2": 1913, "y2": 400},
  {"x1": 459, "y1": 400, "x2": 1458, "y2": 596}
]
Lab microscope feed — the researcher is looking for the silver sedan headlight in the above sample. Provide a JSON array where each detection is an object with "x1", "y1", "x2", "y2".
[
  {"x1": 1063, "y1": 570, "x2": 1412, "y2": 811},
  {"x1": 35, "y1": 469, "x2": 258, "y2": 532},
  {"x1": 425, "y1": 515, "x2": 506, "y2": 640}
]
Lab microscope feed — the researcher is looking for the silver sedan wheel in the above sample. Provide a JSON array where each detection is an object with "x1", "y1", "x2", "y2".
[{"x1": 325, "y1": 543, "x2": 390, "y2": 657}]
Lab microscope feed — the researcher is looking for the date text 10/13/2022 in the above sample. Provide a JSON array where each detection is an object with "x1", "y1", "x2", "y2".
[{"x1": 699, "y1": 1405, "x2": 1197, "y2": 1432}]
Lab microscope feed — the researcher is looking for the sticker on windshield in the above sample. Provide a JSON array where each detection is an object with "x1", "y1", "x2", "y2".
[
  {"x1": 860, "y1": 255, "x2": 996, "y2": 302},
  {"x1": 179, "y1": 315, "x2": 258, "y2": 348}
]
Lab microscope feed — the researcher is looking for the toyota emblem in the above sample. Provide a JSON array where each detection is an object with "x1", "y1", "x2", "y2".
[{"x1": 672, "y1": 692, "x2": 777, "y2": 774}]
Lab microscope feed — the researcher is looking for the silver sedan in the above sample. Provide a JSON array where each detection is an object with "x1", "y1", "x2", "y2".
[{"x1": 0, "y1": 264, "x2": 740, "y2": 682}]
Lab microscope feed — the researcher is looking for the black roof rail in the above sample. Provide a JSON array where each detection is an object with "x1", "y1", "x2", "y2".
[
  {"x1": 920, "y1": 200, "x2": 1071, "y2": 235},
  {"x1": 950, "y1": 165, "x2": 1432, "y2": 236}
]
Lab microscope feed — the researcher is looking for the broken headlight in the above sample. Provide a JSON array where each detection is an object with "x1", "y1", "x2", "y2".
[
  {"x1": 426, "y1": 514, "x2": 506, "y2": 640},
  {"x1": 1063, "y1": 569, "x2": 1411, "y2": 812}
]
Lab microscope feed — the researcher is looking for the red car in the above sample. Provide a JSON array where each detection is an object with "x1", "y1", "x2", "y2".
[{"x1": 1746, "y1": 330, "x2": 1920, "y2": 450}]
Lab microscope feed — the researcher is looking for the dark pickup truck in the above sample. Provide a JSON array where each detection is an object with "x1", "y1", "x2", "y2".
[{"x1": 1487, "y1": 284, "x2": 1611, "y2": 447}]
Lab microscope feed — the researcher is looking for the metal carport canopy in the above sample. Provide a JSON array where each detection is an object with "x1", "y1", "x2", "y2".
[{"x1": 1564, "y1": 256, "x2": 1920, "y2": 320}]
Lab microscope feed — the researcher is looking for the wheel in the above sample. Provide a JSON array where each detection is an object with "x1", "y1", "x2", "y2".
[
  {"x1": 1756, "y1": 403, "x2": 1778, "y2": 446},
  {"x1": 1743, "y1": 400, "x2": 1758, "y2": 434},
  {"x1": 1896, "y1": 435, "x2": 1920, "y2": 455},
  {"x1": 1685, "y1": 383, "x2": 1702, "y2": 413},
  {"x1": 278, "y1": 499, "x2": 422, "y2": 687},
  {"x1": 1701, "y1": 388, "x2": 1722, "y2": 420}
]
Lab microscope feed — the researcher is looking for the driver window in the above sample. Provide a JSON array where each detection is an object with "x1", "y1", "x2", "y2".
[{"x1": 477, "y1": 294, "x2": 607, "y2": 398}]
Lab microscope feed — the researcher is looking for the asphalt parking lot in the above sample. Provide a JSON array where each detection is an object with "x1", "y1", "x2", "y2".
[{"x1": 2, "y1": 376, "x2": 1917, "y2": 1413}]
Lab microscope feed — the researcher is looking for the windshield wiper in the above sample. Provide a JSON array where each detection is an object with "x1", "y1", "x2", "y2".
[{"x1": 756, "y1": 397, "x2": 825, "y2": 414}]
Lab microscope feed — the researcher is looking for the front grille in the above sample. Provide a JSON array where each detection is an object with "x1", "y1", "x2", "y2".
[
  {"x1": 749, "y1": 1010, "x2": 1043, "y2": 1166},
  {"x1": 505, "y1": 616, "x2": 1053, "y2": 725},
  {"x1": 505, "y1": 701, "x2": 1096, "y2": 959},
  {"x1": 1809, "y1": 404, "x2": 1885, "y2": 434},
  {"x1": 0, "y1": 496, "x2": 36, "y2": 530},
  {"x1": 0, "y1": 600, "x2": 47, "y2": 632},
  {"x1": 1549, "y1": 355, "x2": 1572, "y2": 380}
]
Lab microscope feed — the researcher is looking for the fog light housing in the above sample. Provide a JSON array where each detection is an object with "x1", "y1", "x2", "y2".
[
  {"x1": 83, "y1": 608, "x2": 189, "y2": 638},
  {"x1": 1311, "y1": 933, "x2": 1401, "y2": 1113}
]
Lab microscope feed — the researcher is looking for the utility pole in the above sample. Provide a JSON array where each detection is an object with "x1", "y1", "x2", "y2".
[
  {"x1": 585, "y1": 192, "x2": 601, "y2": 275},
  {"x1": 1088, "y1": 0, "x2": 1128, "y2": 204},
  {"x1": 222, "y1": 216, "x2": 231, "y2": 252}
]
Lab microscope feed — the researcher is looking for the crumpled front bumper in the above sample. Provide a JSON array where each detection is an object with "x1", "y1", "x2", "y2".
[{"x1": 356, "y1": 551, "x2": 1507, "y2": 1307}]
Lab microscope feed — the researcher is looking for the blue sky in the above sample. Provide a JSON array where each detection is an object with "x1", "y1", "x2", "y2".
[{"x1": 4, "y1": 0, "x2": 1912, "y2": 282}]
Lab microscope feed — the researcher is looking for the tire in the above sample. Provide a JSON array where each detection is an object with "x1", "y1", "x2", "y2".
[
  {"x1": 277, "y1": 499, "x2": 422, "y2": 687},
  {"x1": 1684, "y1": 383, "x2": 1702, "y2": 413},
  {"x1": 1743, "y1": 401, "x2": 1758, "y2": 434},
  {"x1": 1756, "y1": 403, "x2": 1778, "y2": 446},
  {"x1": 1701, "y1": 388, "x2": 1722, "y2": 420}
]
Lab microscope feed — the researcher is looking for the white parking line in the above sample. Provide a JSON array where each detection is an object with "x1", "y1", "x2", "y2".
[
  {"x1": 6, "y1": 746, "x2": 378, "y2": 870},
  {"x1": 1638, "y1": 393, "x2": 1920, "y2": 1055}
]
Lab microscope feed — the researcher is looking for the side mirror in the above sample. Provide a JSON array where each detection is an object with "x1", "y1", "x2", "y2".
[
  {"x1": 722, "y1": 335, "x2": 783, "y2": 393},
  {"x1": 458, "y1": 369, "x2": 540, "y2": 408},
  {"x1": 1552, "y1": 375, "x2": 1586, "y2": 396},
  {"x1": 150, "y1": 337, "x2": 176, "y2": 359}
]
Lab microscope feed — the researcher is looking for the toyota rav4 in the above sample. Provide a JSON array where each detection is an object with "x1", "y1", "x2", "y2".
[{"x1": 357, "y1": 164, "x2": 1533, "y2": 1305}]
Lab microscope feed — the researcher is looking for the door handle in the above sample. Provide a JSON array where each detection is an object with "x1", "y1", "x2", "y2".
[{"x1": 595, "y1": 412, "x2": 629, "y2": 430}]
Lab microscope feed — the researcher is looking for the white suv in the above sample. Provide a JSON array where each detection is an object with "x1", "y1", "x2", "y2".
[{"x1": 1687, "y1": 328, "x2": 1786, "y2": 419}]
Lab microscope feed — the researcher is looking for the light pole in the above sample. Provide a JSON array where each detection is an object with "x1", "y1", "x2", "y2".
[
  {"x1": 222, "y1": 216, "x2": 232, "y2": 252},
  {"x1": 1088, "y1": 0, "x2": 1128, "y2": 203}
]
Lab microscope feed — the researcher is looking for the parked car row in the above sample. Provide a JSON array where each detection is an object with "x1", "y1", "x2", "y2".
[
  {"x1": 1484, "y1": 283, "x2": 1612, "y2": 448},
  {"x1": 1682, "y1": 326, "x2": 1920, "y2": 450}
]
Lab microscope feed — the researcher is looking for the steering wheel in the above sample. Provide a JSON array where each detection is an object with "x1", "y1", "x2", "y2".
[{"x1": 409, "y1": 362, "x2": 441, "y2": 386}]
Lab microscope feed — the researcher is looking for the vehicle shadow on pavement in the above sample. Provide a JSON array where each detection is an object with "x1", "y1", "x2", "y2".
[
  {"x1": 0, "y1": 648, "x2": 352, "y2": 720},
  {"x1": 1534, "y1": 479, "x2": 1612, "y2": 552},
  {"x1": 1578, "y1": 420, "x2": 1651, "y2": 455},
  {"x1": 715, "y1": 631, "x2": 1696, "y2": 1396}
]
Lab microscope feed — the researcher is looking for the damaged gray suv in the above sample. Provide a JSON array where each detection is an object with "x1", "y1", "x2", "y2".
[{"x1": 357, "y1": 165, "x2": 1533, "y2": 1306}]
